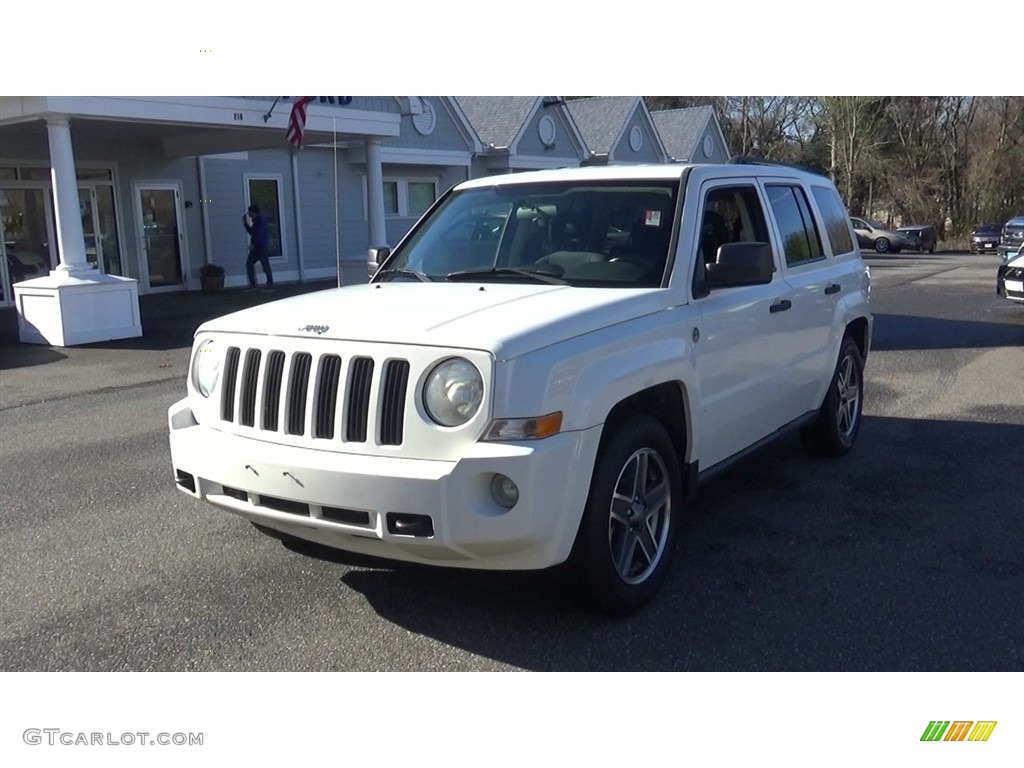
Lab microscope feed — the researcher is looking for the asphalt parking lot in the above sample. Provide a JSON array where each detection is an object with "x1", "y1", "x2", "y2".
[{"x1": 0, "y1": 252, "x2": 1021, "y2": 671}]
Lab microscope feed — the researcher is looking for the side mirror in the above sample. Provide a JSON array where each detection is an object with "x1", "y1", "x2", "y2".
[
  {"x1": 705, "y1": 242, "x2": 774, "y2": 289},
  {"x1": 366, "y1": 246, "x2": 390, "y2": 279}
]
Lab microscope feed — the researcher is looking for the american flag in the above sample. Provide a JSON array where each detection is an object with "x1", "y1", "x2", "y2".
[{"x1": 286, "y1": 97, "x2": 315, "y2": 147}]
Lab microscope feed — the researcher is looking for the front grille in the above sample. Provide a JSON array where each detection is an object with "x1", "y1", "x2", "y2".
[
  {"x1": 346, "y1": 357, "x2": 374, "y2": 443},
  {"x1": 221, "y1": 347, "x2": 241, "y2": 421},
  {"x1": 287, "y1": 353, "x2": 313, "y2": 435},
  {"x1": 314, "y1": 355, "x2": 343, "y2": 439},
  {"x1": 219, "y1": 346, "x2": 410, "y2": 447},
  {"x1": 239, "y1": 349, "x2": 262, "y2": 427},
  {"x1": 262, "y1": 351, "x2": 286, "y2": 430},
  {"x1": 380, "y1": 360, "x2": 411, "y2": 445},
  {"x1": 1003, "y1": 227, "x2": 1024, "y2": 245}
]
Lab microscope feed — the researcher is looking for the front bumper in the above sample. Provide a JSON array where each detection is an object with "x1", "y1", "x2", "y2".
[
  {"x1": 168, "y1": 398, "x2": 601, "y2": 570},
  {"x1": 997, "y1": 265, "x2": 1024, "y2": 303}
]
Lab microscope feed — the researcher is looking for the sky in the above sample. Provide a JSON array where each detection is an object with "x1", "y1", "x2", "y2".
[{"x1": 6, "y1": 1, "x2": 1011, "y2": 97}]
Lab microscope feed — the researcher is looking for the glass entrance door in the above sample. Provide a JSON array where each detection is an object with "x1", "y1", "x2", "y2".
[
  {"x1": 1, "y1": 187, "x2": 57, "y2": 301},
  {"x1": 94, "y1": 186, "x2": 122, "y2": 276},
  {"x1": 136, "y1": 185, "x2": 184, "y2": 289}
]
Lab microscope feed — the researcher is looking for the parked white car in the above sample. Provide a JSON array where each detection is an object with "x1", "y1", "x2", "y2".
[
  {"x1": 169, "y1": 160, "x2": 872, "y2": 613},
  {"x1": 996, "y1": 244, "x2": 1024, "y2": 305}
]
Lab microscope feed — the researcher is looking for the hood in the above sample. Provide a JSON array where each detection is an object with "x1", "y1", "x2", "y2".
[{"x1": 195, "y1": 282, "x2": 671, "y2": 360}]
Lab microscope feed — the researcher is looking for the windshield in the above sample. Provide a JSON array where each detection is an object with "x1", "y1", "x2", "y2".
[{"x1": 379, "y1": 180, "x2": 679, "y2": 288}]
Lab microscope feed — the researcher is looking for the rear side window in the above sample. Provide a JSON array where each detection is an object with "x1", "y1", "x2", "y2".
[
  {"x1": 811, "y1": 185, "x2": 856, "y2": 256},
  {"x1": 766, "y1": 185, "x2": 824, "y2": 266}
]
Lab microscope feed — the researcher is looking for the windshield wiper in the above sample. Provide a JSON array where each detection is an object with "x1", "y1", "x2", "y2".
[
  {"x1": 376, "y1": 268, "x2": 432, "y2": 282},
  {"x1": 445, "y1": 267, "x2": 567, "y2": 285}
]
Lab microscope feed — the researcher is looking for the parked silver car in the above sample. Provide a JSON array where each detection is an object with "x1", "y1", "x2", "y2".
[{"x1": 851, "y1": 217, "x2": 908, "y2": 254}]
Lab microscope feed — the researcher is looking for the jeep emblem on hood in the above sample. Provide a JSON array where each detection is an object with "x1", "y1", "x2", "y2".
[{"x1": 298, "y1": 324, "x2": 330, "y2": 335}]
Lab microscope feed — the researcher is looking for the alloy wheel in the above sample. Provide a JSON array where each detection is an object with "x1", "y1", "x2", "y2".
[
  {"x1": 607, "y1": 447, "x2": 672, "y2": 585},
  {"x1": 836, "y1": 352, "x2": 861, "y2": 440}
]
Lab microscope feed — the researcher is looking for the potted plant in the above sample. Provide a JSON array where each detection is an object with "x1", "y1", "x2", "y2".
[{"x1": 199, "y1": 263, "x2": 225, "y2": 291}]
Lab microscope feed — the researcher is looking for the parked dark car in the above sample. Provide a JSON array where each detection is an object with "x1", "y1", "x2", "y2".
[
  {"x1": 998, "y1": 216, "x2": 1024, "y2": 262},
  {"x1": 971, "y1": 223, "x2": 1003, "y2": 254},
  {"x1": 897, "y1": 225, "x2": 937, "y2": 254}
]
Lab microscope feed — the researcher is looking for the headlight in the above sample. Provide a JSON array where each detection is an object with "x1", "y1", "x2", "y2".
[
  {"x1": 423, "y1": 358, "x2": 483, "y2": 427},
  {"x1": 191, "y1": 339, "x2": 221, "y2": 398}
]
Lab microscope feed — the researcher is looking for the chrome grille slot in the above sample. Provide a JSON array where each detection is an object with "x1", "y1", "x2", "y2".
[
  {"x1": 314, "y1": 354, "x2": 343, "y2": 439},
  {"x1": 346, "y1": 357, "x2": 374, "y2": 443},
  {"x1": 221, "y1": 347, "x2": 240, "y2": 422},
  {"x1": 239, "y1": 348, "x2": 262, "y2": 427},
  {"x1": 287, "y1": 352, "x2": 312, "y2": 435},
  {"x1": 262, "y1": 350, "x2": 286, "y2": 431},
  {"x1": 380, "y1": 359, "x2": 410, "y2": 446}
]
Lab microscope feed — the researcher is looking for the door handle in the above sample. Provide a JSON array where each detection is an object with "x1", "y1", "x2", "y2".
[
  {"x1": 824, "y1": 283, "x2": 841, "y2": 295},
  {"x1": 770, "y1": 299, "x2": 792, "y2": 313}
]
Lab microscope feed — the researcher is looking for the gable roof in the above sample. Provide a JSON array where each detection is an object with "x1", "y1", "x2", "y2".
[
  {"x1": 651, "y1": 105, "x2": 721, "y2": 161},
  {"x1": 564, "y1": 96, "x2": 638, "y2": 155},
  {"x1": 454, "y1": 96, "x2": 539, "y2": 149}
]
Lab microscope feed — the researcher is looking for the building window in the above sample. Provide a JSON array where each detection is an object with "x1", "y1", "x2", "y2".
[
  {"x1": 372, "y1": 178, "x2": 438, "y2": 219},
  {"x1": 408, "y1": 182, "x2": 436, "y2": 217},
  {"x1": 383, "y1": 181, "x2": 399, "y2": 215},
  {"x1": 245, "y1": 175, "x2": 286, "y2": 260}
]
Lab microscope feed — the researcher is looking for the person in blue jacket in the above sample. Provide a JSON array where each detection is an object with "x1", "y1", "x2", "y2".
[{"x1": 243, "y1": 204, "x2": 274, "y2": 290}]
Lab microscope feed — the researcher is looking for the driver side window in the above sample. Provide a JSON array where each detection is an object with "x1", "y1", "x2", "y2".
[{"x1": 693, "y1": 184, "x2": 771, "y2": 294}]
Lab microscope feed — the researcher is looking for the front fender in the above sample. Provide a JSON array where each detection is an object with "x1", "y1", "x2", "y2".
[{"x1": 492, "y1": 309, "x2": 700, "y2": 459}]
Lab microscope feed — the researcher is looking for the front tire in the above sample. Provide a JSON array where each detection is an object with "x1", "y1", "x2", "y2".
[
  {"x1": 800, "y1": 336, "x2": 864, "y2": 457},
  {"x1": 570, "y1": 415, "x2": 682, "y2": 615},
  {"x1": 874, "y1": 238, "x2": 891, "y2": 253}
]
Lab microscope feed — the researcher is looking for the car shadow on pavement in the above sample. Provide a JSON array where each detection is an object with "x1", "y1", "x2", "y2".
[
  {"x1": 872, "y1": 312, "x2": 1024, "y2": 351},
  {"x1": 306, "y1": 415, "x2": 1023, "y2": 671}
]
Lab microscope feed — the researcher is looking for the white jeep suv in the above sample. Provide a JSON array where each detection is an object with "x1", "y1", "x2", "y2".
[{"x1": 168, "y1": 160, "x2": 872, "y2": 614}]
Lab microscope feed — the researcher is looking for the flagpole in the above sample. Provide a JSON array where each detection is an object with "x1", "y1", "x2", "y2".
[
  {"x1": 263, "y1": 96, "x2": 282, "y2": 123},
  {"x1": 334, "y1": 115, "x2": 342, "y2": 288}
]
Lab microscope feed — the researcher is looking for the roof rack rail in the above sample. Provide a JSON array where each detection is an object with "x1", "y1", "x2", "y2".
[{"x1": 726, "y1": 155, "x2": 830, "y2": 178}]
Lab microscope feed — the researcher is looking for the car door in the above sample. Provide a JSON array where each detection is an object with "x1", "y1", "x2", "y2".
[
  {"x1": 689, "y1": 178, "x2": 801, "y2": 470},
  {"x1": 762, "y1": 180, "x2": 836, "y2": 420}
]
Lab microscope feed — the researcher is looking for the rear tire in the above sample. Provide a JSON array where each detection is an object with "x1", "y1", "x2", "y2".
[
  {"x1": 570, "y1": 415, "x2": 682, "y2": 615},
  {"x1": 874, "y1": 238, "x2": 891, "y2": 254},
  {"x1": 801, "y1": 336, "x2": 864, "y2": 457}
]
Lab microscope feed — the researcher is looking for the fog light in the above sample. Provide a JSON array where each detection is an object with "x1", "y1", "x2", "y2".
[{"x1": 490, "y1": 474, "x2": 519, "y2": 509}]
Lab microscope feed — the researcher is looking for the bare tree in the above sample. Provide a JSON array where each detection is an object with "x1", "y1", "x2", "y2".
[{"x1": 820, "y1": 97, "x2": 890, "y2": 212}]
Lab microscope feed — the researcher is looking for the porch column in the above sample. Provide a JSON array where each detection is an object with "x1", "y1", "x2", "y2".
[
  {"x1": 45, "y1": 117, "x2": 91, "y2": 273},
  {"x1": 13, "y1": 116, "x2": 141, "y2": 346},
  {"x1": 365, "y1": 138, "x2": 387, "y2": 249}
]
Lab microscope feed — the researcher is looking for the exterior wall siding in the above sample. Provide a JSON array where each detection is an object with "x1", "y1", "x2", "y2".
[
  {"x1": 699, "y1": 124, "x2": 730, "y2": 163},
  {"x1": 515, "y1": 107, "x2": 583, "y2": 163},
  {"x1": 383, "y1": 97, "x2": 473, "y2": 153},
  {"x1": 612, "y1": 112, "x2": 663, "y2": 164}
]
